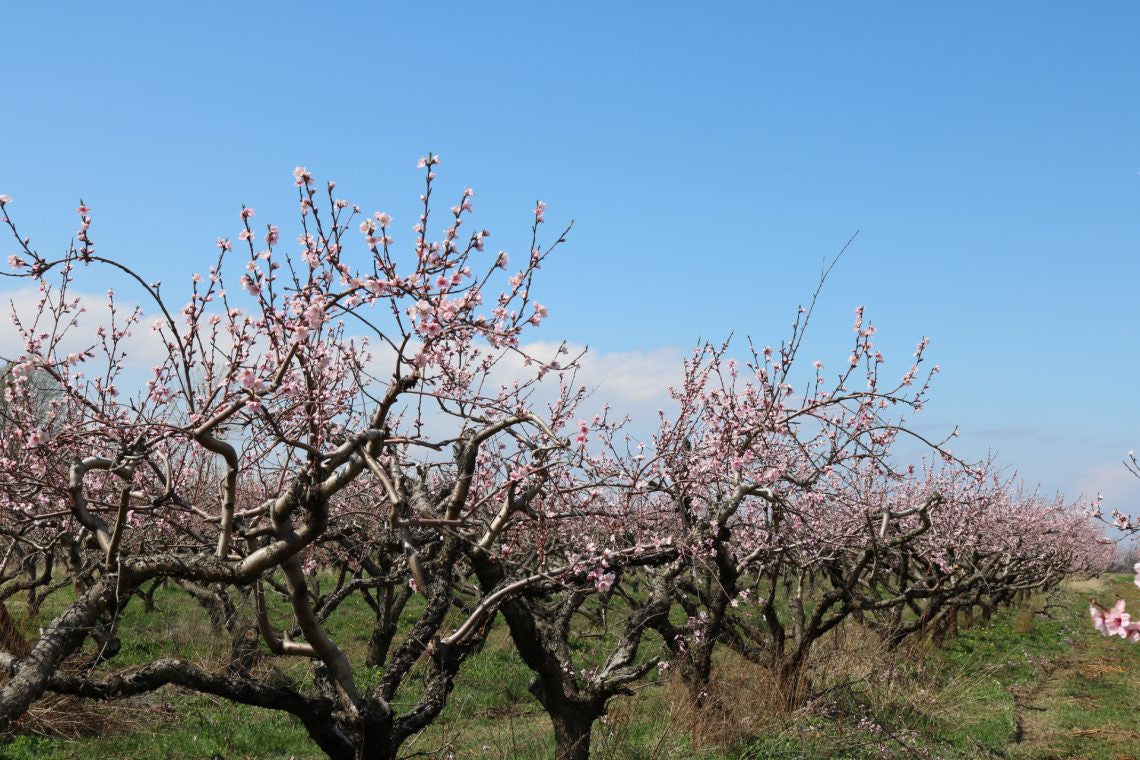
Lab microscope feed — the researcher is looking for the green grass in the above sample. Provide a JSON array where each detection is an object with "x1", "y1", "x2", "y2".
[
  {"x1": 1004, "y1": 574, "x2": 1140, "y2": 759},
  {"x1": 1, "y1": 576, "x2": 1138, "y2": 759}
]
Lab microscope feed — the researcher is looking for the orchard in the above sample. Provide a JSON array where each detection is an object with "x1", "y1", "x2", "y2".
[{"x1": 0, "y1": 161, "x2": 1123, "y2": 759}]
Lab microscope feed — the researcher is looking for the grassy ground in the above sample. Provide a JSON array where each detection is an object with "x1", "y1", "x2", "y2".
[
  {"x1": 0, "y1": 575, "x2": 1137, "y2": 759},
  {"x1": 1006, "y1": 575, "x2": 1140, "y2": 759}
]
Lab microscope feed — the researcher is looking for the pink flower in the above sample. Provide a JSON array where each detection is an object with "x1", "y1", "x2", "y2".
[
  {"x1": 0, "y1": 195, "x2": 10, "y2": 205},
  {"x1": 239, "y1": 367, "x2": 265, "y2": 392},
  {"x1": 1134, "y1": 561, "x2": 1140, "y2": 590},
  {"x1": 293, "y1": 166, "x2": 313, "y2": 187},
  {"x1": 534, "y1": 200, "x2": 546, "y2": 223},
  {"x1": 217, "y1": 238, "x2": 232, "y2": 252},
  {"x1": 587, "y1": 567, "x2": 615, "y2": 593},
  {"x1": 240, "y1": 274, "x2": 261, "y2": 297},
  {"x1": 376, "y1": 212, "x2": 392, "y2": 227},
  {"x1": 1104, "y1": 599, "x2": 1131, "y2": 638},
  {"x1": 303, "y1": 301, "x2": 325, "y2": 329},
  {"x1": 240, "y1": 207, "x2": 255, "y2": 220},
  {"x1": 265, "y1": 225, "x2": 280, "y2": 246}
]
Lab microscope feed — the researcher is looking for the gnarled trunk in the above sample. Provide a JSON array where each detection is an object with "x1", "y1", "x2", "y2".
[
  {"x1": 528, "y1": 677, "x2": 601, "y2": 760},
  {"x1": 549, "y1": 705, "x2": 596, "y2": 760},
  {"x1": 0, "y1": 578, "x2": 113, "y2": 730}
]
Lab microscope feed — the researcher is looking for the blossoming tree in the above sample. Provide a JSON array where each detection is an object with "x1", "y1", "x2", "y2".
[
  {"x1": 0, "y1": 160, "x2": 609, "y2": 758},
  {"x1": 0, "y1": 162, "x2": 1116, "y2": 760}
]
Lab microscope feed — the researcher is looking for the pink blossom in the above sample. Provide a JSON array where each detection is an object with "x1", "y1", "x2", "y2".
[
  {"x1": 0, "y1": 195, "x2": 10, "y2": 205},
  {"x1": 534, "y1": 200, "x2": 546, "y2": 223},
  {"x1": 217, "y1": 238, "x2": 232, "y2": 252},
  {"x1": 265, "y1": 225, "x2": 280, "y2": 246},
  {"x1": 1104, "y1": 599, "x2": 1131, "y2": 637},
  {"x1": 303, "y1": 300, "x2": 325, "y2": 329},
  {"x1": 293, "y1": 166, "x2": 313, "y2": 187},
  {"x1": 587, "y1": 567, "x2": 615, "y2": 593},
  {"x1": 240, "y1": 275, "x2": 261, "y2": 297},
  {"x1": 239, "y1": 367, "x2": 265, "y2": 392},
  {"x1": 240, "y1": 207, "x2": 255, "y2": 220}
]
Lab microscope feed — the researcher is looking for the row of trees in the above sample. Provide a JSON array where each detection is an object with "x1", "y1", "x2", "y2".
[{"x1": 0, "y1": 166, "x2": 1111, "y2": 759}]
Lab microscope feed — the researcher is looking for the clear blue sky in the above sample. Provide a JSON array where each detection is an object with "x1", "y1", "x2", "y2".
[{"x1": 2, "y1": 2, "x2": 1139, "y2": 511}]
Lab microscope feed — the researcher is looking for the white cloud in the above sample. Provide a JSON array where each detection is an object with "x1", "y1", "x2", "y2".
[
  {"x1": 1072, "y1": 462, "x2": 1140, "y2": 520},
  {"x1": 1, "y1": 282, "x2": 688, "y2": 445},
  {"x1": 482, "y1": 341, "x2": 682, "y2": 433},
  {"x1": 0, "y1": 285, "x2": 170, "y2": 370}
]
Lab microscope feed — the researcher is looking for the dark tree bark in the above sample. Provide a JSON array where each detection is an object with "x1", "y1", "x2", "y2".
[{"x1": 0, "y1": 578, "x2": 114, "y2": 731}]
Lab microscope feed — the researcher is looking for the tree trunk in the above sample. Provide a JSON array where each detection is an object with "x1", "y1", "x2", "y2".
[
  {"x1": 526, "y1": 669, "x2": 602, "y2": 760},
  {"x1": 0, "y1": 579, "x2": 113, "y2": 730},
  {"x1": 365, "y1": 585, "x2": 410, "y2": 668},
  {"x1": 680, "y1": 648, "x2": 713, "y2": 707},
  {"x1": 773, "y1": 656, "x2": 808, "y2": 711},
  {"x1": 549, "y1": 705, "x2": 595, "y2": 760}
]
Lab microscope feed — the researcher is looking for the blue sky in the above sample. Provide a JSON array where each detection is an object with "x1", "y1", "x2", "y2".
[{"x1": 2, "y1": 2, "x2": 1139, "y2": 511}]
